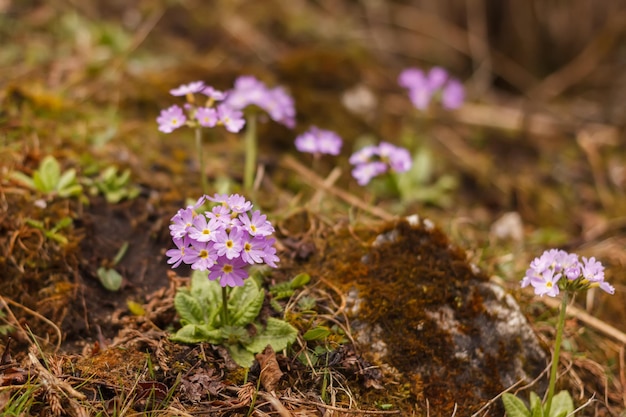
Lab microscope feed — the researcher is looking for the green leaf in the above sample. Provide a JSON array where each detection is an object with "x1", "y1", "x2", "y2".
[
  {"x1": 37, "y1": 156, "x2": 61, "y2": 192},
  {"x1": 228, "y1": 279, "x2": 264, "y2": 327},
  {"x1": 170, "y1": 324, "x2": 221, "y2": 344},
  {"x1": 303, "y1": 326, "x2": 332, "y2": 341},
  {"x1": 548, "y1": 391, "x2": 574, "y2": 417},
  {"x1": 502, "y1": 393, "x2": 531, "y2": 417},
  {"x1": 227, "y1": 344, "x2": 255, "y2": 368},
  {"x1": 244, "y1": 317, "x2": 298, "y2": 354},
  {"x1": 57, "y1": 184, "x2": 83, "y2": 198},
  {"x1": 97, "y1": 267, "x2": 123, "y2": 291},
  {"x1": 174, "y1": 291, "x2": 205, "y2": 325},
  {"x1": 529, "y1": 392, "x2": 544, "y2": 417},
  {"x1": 290, "y1": 273, "x2": 310, "y2": 289},
  {"x1": 8, "y1": 171, "x2": 35, "y2": 189},
  {"x1": 56, "y1": 168, "x2": 77, "y2": 192},
  {"x1": 189, "y1": 271, "x2": 222, "y2": 327}
]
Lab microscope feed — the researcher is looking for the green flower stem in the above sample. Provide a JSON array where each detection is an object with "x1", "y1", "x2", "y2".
[
  {"x1": 195, "y1": 127, "x2": 207, "y2": 194},
  {"x1": 545, "y1": 291, "x2": 569, "y2": 416},
  {"x1": 244, "y1": 113, "x2": 257, "y2": 192},
  {"x1": 221, "y1": 286, "x2": 229, "y2": 325}
]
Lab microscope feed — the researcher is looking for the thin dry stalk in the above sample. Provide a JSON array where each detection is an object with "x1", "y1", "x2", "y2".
[
  {"x1": 0, "y1": 295, "x2": 63, "y2": 352},
  {"x1": 280, "y1": 155, "x2": 395, "y2": 222}
]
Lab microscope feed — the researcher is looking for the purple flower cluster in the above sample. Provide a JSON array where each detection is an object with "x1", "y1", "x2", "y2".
[
  {"x1": 224, "y1": 76, "x2": 296, "y2": 128},
  {"x1": 349, "y1": 142, "x2": 412, "y2": 186},
  {"x1": 398, "y1": 67, "x2": 464, "y2": 110},
  {"x1": 294, "y1": 126, "x2": 342, "y2": 156},
  {"x1": 522, "y1": 249, "x2": 615, "y2": 297},
  {"x1": 157, "y1": 81, "x2": 245, "y2": 134},
  {"x1": 166, "y1": 194, "x2": 279, "y2": 288}
]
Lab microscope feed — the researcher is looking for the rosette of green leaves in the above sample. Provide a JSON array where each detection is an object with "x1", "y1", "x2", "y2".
[
  {"x1": 502, "y1": 391, "x2": 574, "y2": 417},
  {"x1": 171, "y1": 270, "x2": 298, "y2": 367},
  {"x1": 9, "y1": 155, "x2": 83, "y2": 198}
]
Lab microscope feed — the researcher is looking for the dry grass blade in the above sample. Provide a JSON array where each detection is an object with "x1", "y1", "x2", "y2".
[{"x1": 280, "y1": 155, "x2": 395, "y2": 221}]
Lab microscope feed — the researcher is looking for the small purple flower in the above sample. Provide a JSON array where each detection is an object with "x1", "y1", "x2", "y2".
[
  {"x1": 441, "y1": 79, "x2": 465, "y2": 110},
  {"x1": 188, "y1": 215, "x2": 221, "y2": 243},
  {"x1": 169, "y1": 207, "x2": 196, "y2": 238},
  {"x1": 167, "y1": 194, "x2": 279, "y2": 287},
  {"x1": 352, "y1": 161, "x2": 388, "y2": 186},
  {"x1": 378, "y1": 142, "x2": 412, "y2": 172},
  {"x1": 225, "y1": 75, "x2": 296, "y2": 128},
  {"x1": 185, "y1": 240, "x2": 218, "y2": 271},
  {"x1": 166, "y1": 237, "x2": 187, "y2": 268},
  {"x1": 261, "y1": 238, "x2": 280, "y2": 268},
  {"x1": 295, "y1": 126, "x2": 343, "y2": 156},
  {"x1": 213, "y1": 227, "x2": 244, "y2": 260},
  {"x1": 201, "y1": 86, "x2": 226, "y2": 101},
  {"x1": 239, "y1": 210, "x2": 274, "y2": 237},
  {"x1": 157, "y1": 105, "x2": 187, "y2": 133},
  {"x1": 195, "y1": 107, "x2": 218, "y2": 128},
  {"x1": 398, "y1": 68, "x2": 426, "y2": 90},
  {"x1": 215, "y1": 104, "x2": 245, "y2": 133},
  {"x1": 399, "y1": 66, "x2": 464, "y2": 110},
  {"x1": 209, "y1": 256, "x2": 249, "y2": 287},
  {"x1": 531, "y1": 268, "x2": 561, "y2": 297},
  {"x1": 522, "y1": 250, "x2": 615, "y2": 296},
  {"x1": 349, "y1": 142, "x2": 412, "y2": 185},
  {"x1": 427, "y1": 67, "x2": 449, "y2": 90},
  {"x1": 241, "y1": 235, "x2": 268, "y2": 264},
  {"x1": 265, "y1": 86, "x2": 296, "y2": 128},
  {"x1": 170, "y1": 81, "x2": 205, "y2": 96}
]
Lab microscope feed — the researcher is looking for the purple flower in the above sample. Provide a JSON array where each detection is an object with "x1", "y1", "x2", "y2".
[
  {"x1": 185, "y1": 240, "x2": 218, "y2": 271},
  {"x1": 522, "y1": 250, "x2": 615, "y2": 296},
  {"x1": 170, "y1": 81, "x2": 205, "y2": 96},
  {"x1": 239, "y1": 210, "x2": 274, "y2": 237},
  {"x1": 167, "y1": 194, "x2": 279, "y2": 287},
  {"x1": 166, "y1": 237, "x2": 187, "y2": 268},
  {"x1": 378, "y1": 142, "x2": 412, "y2": 172},
  {"x1": 352, "y1": 161, "x2": 388, "y2": 186},
  {"x1": 213, "y1": 227, "x2": 244, "y2": 260},
  {"x1": 295, "y1": 126, "x2": 343, "y2": 156},
  {"x1": 441, "y1": 79, "x2": 464, "y2": 110},
  {"x1": 581, "y1": 257, "x2": 614, "y2": 294},
  {"x1": 201, "y1": 86, "x2": 226, "y2": 101},
  {"x1": 157, "y1": 105, "x2": 187, "y2": 133},
  {"x1": 226, "y1": 194, "x2": 254, "y2": 213},
  {"x1": 241, "y1": 235, "x2": 268, "y2": 264},
  {"x1": 399, "y1": 66, "x2": 464, "y2": 110},
  {"x1": 195, "y1": 107, "x2": 218, "y2": 128},
  {"x1": 349, "y1": 142, "x2": 412, "y2": 185},
  {"x1": 188, "y1": 215, "x2": 221, "y2": 243},
  {"x1": 398, "y1": 68, "x2": 426, "y2": 90},
  {"x1": 209, "y1": 256, "x2": 249, "y2": 287},
  {"x1": 169, "y1": 207, "x2": 196, "y2": 238},
  {"x1": 265, "y1": 86, "x2": 296, "y2": 128},
  {"x1": 215, "y1": 104, "x2": 245, "y2": 133},
  {"x1": 531, "y1": 268, "x2": 561, "y2": 297},
  {"x1": 225, "y1": 75, "x2": 296, "y2": 128}
]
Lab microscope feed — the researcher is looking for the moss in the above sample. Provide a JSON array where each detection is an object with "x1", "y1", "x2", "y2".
[{"x1": 298, "y1": 218, "x2": 517, "y2": 415}]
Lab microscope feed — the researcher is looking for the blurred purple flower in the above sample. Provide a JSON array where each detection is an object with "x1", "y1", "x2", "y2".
[
  {"x1": 157, "y1": 105, "x2": 187, "y2": 133},
  {"x1": 195, "y1": 106, "x2": 218, "y2": 128},
  {"x1": 295, "y1": 126, "x2": 343, "y2": 156},
  {"x1": 170, "y1": 81, "x2": 205, "y2": 96},
  {"x1": 349, "y1": 142, "x2": 412, "y2": 186},
  {"x1": 399, "y1": 66, "x2": 464, "y2": 110}
]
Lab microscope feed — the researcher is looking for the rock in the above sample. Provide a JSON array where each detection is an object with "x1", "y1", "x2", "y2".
[{"x1": 320, "y1": 215, "x2": 547, "y2": 416}]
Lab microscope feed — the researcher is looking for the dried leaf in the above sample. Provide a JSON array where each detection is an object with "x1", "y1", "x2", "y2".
[{"x1": 255, "y1": 345, "x2": 283, "y2": 393}]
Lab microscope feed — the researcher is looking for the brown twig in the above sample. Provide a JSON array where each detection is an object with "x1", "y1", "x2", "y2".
[
  {"x1": 0, "y1": 295, "x2": 63, "y2": 352},
  {"x1": 280, "y1": 155, "x2": 395, "y2": 222},
  {"x1": 540, "y1": 296, "x2": 626, "y2": 345},
  {"x1": 283, "y1": 396, "x2": 401, "y2": 414}
]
